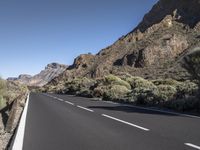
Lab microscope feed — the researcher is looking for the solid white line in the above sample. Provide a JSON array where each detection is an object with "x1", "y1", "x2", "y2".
[
  {"x1": 77, "y1": 105, "x2": 94, "y2": 112},
  {"x1": 185, "y1": 143, "x2": 200, "y2": 150},
  {"x1": 12, "y1": 93, "x2": 30, "y2": 150},
  {"x1": 64, "y1": 101, "x2": 74, "y2": 105},
  {"x1": 102, "y1": 114, "x2": 149, "y2": 131}
]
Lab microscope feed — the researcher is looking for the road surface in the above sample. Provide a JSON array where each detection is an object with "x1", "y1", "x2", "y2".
[{"x1": 18, "y1": 93, "x2": 200, "y2": 150}]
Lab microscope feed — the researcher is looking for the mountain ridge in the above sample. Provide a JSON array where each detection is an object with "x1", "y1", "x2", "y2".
[
  {"x1": 47, "y1": 0, "x2": 200, "y2": 87},
  {"x1": 8, "y1": 63, "x2": 67, "y2": 87}
]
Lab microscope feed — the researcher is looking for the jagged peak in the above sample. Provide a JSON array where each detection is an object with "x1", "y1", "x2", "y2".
[
  {"x1": 134, "y1": 0, "x2": 200, "y2": 32},
  {"x1": 45, "y1": 63, "x2": 67, "y2": 69}
]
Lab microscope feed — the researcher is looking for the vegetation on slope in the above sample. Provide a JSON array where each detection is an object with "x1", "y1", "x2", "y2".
[
  {"x1": 0, "y1": 77, "x2": 28, "y2": 149},
  {"x1": 0, "y1": 78, "x2": 28, "y2": 107},
  {"x1": 42, "y1": 73, "x2": 199, "y2": 112},
  {"x1": 182, "y1": 47, "x2": 200, "y2": 89},
  {"x1": 0, "y1": 79, "x2": 6, "y2": 109}
]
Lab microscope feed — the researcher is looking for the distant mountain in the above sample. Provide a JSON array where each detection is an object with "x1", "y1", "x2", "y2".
[
  {"x1": 8, "y1": 63, "x2": 67, "y2": 87},
  {"x1": 47, "y1": 0, "x2": 200, "y2": 86}
]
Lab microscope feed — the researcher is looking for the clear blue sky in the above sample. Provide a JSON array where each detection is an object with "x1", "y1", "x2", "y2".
[{"x1": 0, "y1": 0, "x2": 158, "y2": 79}]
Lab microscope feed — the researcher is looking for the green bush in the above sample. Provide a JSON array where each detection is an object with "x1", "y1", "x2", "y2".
[
  {"x1": 152, "y1": 78, "x2": 181, "y2": 86},
  {"x1": 132, "y1": 87, "x2": 158, "y2": 105},
  {"x1": 133, "y1": 84, "x2": 177, "y2": 105},
  {"x1": 0, "y1": 95, "x2": 6, "y2": 110},
  {"x1": 64, "y1": 77, "x2": 96, "y2": 96},
  {"x1": 182, "y1": 47, "x2": 200, "y2": 98},
  {"x1": 93, "y1": 86, "x2": 107, "y2": 98},
  {"x1": 118, "y1": 73, "x2": 134, "y2": 81},
  {"x1": 0, "y1": 78, "x2": 7, "y2": 109},
  {"x1": 104, "y1": 74, "x2": 131, "y2": 89},
  {"x1": 0, "y1": 78, "x2": 6, "y2": 96},
  {"x1": 121, "y1": 76, "x2": 159, "y2": 104},
  {"x1": 176, "y1": 81, "x2": 198, "y2": 96},
  {"x1": 182, "y1": 47, "x2": 200, "y2": 82},
  {"x1": 77, "y1": 88, "x2": 93, "y2": 98},
  {"x1": 152, "y1": 79, "x2": 198, "y2": 98},
  {"x1": 102, "y1": 85, "x2": 131, "y2": 101},
  {"x1": 156, "y1": 85, "x2": 177, "y2": 101},
  {"x1": 126, "y1": 76, "x2": 155, "y2": 89}
]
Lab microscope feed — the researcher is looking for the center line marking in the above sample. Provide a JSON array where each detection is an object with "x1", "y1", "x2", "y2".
[
  {"x1": 185, "y1": 143, "x2": 200, "y2": 150},
  {"x1": 77, "y1": 105, "x2": 94, "y2": 112},
  {"x1": 102, "y1": 114, "x2": 149, "y2": 131},
  {"x1": 58, "y1": 98, "x2": 63, "y2": 101},
  {"x1": 104, "y1": 101, "x2": 118, "y2": 104},
  {"x1": 64, "y1": 101, "x2": 74, "y2": 105}
]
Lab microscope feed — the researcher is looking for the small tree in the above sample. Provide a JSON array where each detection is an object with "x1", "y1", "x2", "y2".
[
  {"x1": 0, "y1": 77, "x2": 6, "y2": 96},
  {"x1": 182, "y1": 47, "x2": 200, "y2": 97},
  {"x1": 0, "y1": 77, "x2": 6, "y2": 109}
]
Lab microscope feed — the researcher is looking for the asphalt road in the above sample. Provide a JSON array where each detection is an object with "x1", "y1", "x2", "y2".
[{"x1": 22, "y1": 93, "x2": 200, "y2": 150}]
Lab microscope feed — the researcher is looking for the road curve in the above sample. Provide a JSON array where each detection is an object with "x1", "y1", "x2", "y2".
[{"x1": 21, "y1": 93, "x2": 200, "y2": 150}]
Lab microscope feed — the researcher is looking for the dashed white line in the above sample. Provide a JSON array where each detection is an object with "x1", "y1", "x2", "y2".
[
  {"x1": 77, "y1": 105, "x2": 94, "y2": 112},
  {"x1": 185, "y1": 143, "x2": 200, "y2": 150},
  {"x1": 101, "y1": 114, "x2": 149, "y2": 131},
  {"x1": 104, "y1": 101, "x2": 118, "y2": 104},
  {"x1": 57, "y1": 98, "x2": 63, "y2": 102},
  {"x1": 64, "y1": 101, "x2": 74, "y2": 105}
]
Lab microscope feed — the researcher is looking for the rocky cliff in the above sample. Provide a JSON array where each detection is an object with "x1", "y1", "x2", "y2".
[
  {"x1": 8, "y1": 63, "x2": 67, "y2": 87},
  {"x1": 49, "y1": 0, "x2": 200, "y2": 86}
]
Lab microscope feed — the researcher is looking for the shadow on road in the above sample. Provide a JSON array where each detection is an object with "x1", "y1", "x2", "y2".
[{"x1": 88, "y1": 105, "x2": 178, "y2": 117}]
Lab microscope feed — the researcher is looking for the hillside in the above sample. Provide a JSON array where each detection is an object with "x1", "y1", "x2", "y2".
[
  {"x1": 0, "y1": 78, "x2": 28, "y2": 149},
  {"x1": 8, "y1": 63, "x2": 67, "y2": 87},
  {"x1": 48, "y1": 0, "x2": 200, "y2": 87}
]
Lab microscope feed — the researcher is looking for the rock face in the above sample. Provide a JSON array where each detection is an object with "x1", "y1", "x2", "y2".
[
  {"x1": 47, "y1": 0, "x2": 200, "y2": 86},
  {"x1": 8, "y1": 63, "x2": 67, "y2": 87}
]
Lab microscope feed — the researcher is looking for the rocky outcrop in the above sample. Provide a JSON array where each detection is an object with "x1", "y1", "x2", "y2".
[
  {"x1": 134, "y1": 0, "x2": 200, "y2": 32},
  {"x1": 69, "y1": 54, "x2": 95, "y2": 70},
  {"x1": 116, "y1": 33, "x2": 188, "y2": 67},
  {"x1": 47, "y1": 0, "x2": 200, "y2": 86},
  {"x1": 8, "y1": 63, "x2": 67, "y2": 87}
]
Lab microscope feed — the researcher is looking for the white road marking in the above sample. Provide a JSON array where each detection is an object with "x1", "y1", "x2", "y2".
[
  {"x1": 44, "y1": 94, "x2": 74, "y2": 105},
  {"x1": 104, "y1": 101, "x2": 118, "y2": 104},
  {"x1": 102, "y1": 114, "x2": 149, "y2": 131},
  {"x1": 64, "y1": 101, "x2": 74, "y2": 105},
  {"x1": 12, "y1": 93, "x2": 30, "y2": 150},
  {"x1": 77, "y1": 105, "x2": 94, "y2": 112},
  {"x1": 58, "y1": 98, "x2": 64, "y2": 102},
  {"x1": 185, "y1": 143, "x2": 200, "y2": 150}
]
